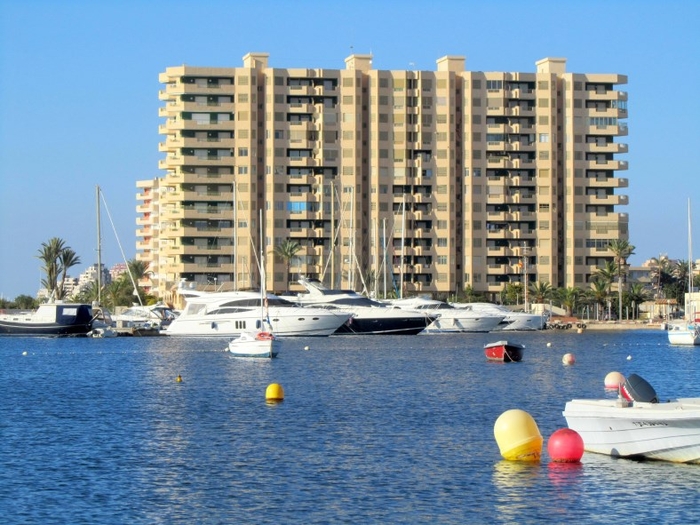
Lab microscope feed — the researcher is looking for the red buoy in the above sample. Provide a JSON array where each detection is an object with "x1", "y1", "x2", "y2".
[{"x1": 547, "y1": 428, "x2": 584, "y2": 463}]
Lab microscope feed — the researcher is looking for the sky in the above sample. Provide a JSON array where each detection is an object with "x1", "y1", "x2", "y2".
[{"x1": 1, "y1": 0, "x2": 699, "y2": 300}]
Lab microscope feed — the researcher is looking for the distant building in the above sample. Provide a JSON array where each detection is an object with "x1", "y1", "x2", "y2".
[{"x1": 139, "y1": 52, "x2": 629, "y2": 301}]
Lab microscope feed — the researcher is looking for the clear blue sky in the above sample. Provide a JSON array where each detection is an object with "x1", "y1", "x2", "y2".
[{"x1": 1, "y1": 0, "x2": 699, "y2": 300}]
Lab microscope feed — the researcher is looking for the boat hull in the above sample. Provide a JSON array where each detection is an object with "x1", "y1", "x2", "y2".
[
  {"x1": 484, "y1": 341, "x2": 524, "y2": 362},
  {"x1": 334, "y1": 315, "x2": 433, "y2": 335},
  {"x1": 227, "y1": 333, "x2": 281, "y2": 358},
  {"x1": 563, "y1": 398, "x2": 700, "y2": 463},
  {"x1": 423, "y1": 314, "x2": 504, "y2": 333},
  {"x1": 667, "y1": 323, "x2": 700, "y2": 345}
]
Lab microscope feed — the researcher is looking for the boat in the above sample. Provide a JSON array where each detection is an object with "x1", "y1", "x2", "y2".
[
  {"x1": 283, "y1": 277, "x2": 436, "y2": 335},
  {"x1": 227, "y1": 330, "x2": 280, "y2": 358},
  {"x1": 163, "y1": 289, "x2": 351, "y2": 337},
  {"x1": 484, "y1": 340, "x2": 524, "y2": 362},
  {"x1": 112, "y1": 303, "x2": 179, "y2": 330},
  {"x1": 449, "y1": 302, "x2": 547, "y2": 331},
  {"x1": 667, "y1": 199, "x2": 699, "y2": 345},
  {"x1": 667, "y1": 321, "x2": 700, "y2": 345},
  {"x1": 563, "y1": 374, "x2": 700, "y2": 463},
  {"x1": 387, "y1": 297, "x2": 505, "y2": 333},
  {"x1": 0, "y1": 302, "x2": 95, "y2": 336},
  {"x1": 226, "y1": 223, "x2": 281, "y2": 358}
]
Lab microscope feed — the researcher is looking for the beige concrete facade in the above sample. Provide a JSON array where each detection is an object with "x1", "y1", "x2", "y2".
[{"x1": 139, "y1": 53, "x2": 628, "y2": 300}]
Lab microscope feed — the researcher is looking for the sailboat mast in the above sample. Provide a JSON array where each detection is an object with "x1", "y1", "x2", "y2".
[
  {"x1": 233, "y1": 182, "x2": 238, "y2": 291},
  {"x1": 399, "y1": 197, "x2": 405, "y2": 299},
  {"x1": 259, "y1": 209, "x2": 265, "y2": 328},
  {"x1": 96, "y1": 185, "x2": 102, "y2": 303}
]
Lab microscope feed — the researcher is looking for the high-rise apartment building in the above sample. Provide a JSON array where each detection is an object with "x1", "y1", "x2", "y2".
[{"x1": 139, "y1": 52, "x2": 628, "y2": 302}]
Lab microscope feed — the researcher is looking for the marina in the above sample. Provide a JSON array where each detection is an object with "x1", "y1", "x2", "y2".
[{"x1": 2, "y1": 328, "x2": 699, "y2": 524}]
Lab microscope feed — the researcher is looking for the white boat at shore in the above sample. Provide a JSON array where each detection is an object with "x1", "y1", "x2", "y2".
[
  {"x1": 387, "y1": 297, "x2": 505, "y2": 333},
  {"x1": 563, "y1": 374, "x2": 700, "y2": 463},
  {"x1": 449, "y1": 302, "x2": 547, "y2": 331},
  {"x1": 667, "y1": 321, "x2": 700, "y2": 345}
]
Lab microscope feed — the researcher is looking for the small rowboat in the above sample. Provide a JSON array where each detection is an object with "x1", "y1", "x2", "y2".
[{"x1": 484, "y1": 340, "x2": 524, "y2": 362}]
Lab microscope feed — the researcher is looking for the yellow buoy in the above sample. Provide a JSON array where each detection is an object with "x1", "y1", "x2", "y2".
[
  {"x1": 494, "y1": 409, "x2": 543, "y2": 462},
  {"x1": 266, "y1": 383, "x2": 284, "y2": 402},
  {"x1": 176, "y1": 374, "x2": 182, "y2": 383}
]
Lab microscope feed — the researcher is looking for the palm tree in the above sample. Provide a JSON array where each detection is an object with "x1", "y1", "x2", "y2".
[
  {"x1": 589, "y1": 279, "x2": 610, "y2": 320},
  {"x1": 608, "y1": 239, "x2": 635, "y2": 320},
  {"x1": 557, "y1": 287, "x2": 581, "y2": 317},
  {"x1": 57, "y1": 248, "x2": 81, "y2": 300},
  {"x1": 626, "y1": 283, "x2": 651, "y2": 320},
  {"x1": 594, "y1": 260, "x2": 617, "y2": 290},
  {"x1": 529, "y1": 280, "x2": 553, "y2": 304},
  {"x1": 36, "y1": 237, "x2": 82, "y2": 300},
  {"x1": 274, "y1": 239, "x2": 302, "y2": 292}
]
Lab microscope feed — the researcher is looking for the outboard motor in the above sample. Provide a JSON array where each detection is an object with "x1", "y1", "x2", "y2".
[{"x1": 621, "y1": 373, "x2": 658, "y2": 403}]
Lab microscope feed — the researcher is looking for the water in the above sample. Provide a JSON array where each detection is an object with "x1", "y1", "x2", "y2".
[{"x1": 2, "y1": 330, "x2": 700, "y2": 524}]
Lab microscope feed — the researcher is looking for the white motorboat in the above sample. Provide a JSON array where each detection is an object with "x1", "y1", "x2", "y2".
[
  {"x1": 449, "y1": 302, "x2": 546, "y2": 331},
  {"x1": 163, "y1": 290, "x2": 351, "y2": 337},
  {"x1": 227, "y1": 330, "x2": 280, "y2": 358},
  {"x1": 563, "y1": 374, "x2": 700, "y2": 463},
  {"x1": 387, "y1": 297, "x2": 505, "y2": 333},
  {"x1": 667, "y1": 322, "x2": 700, "y2": 345},
  {"x1": 284, "y1": 277, "x2": 435, "y2": 335},
  {"x1": 112, "y1": 303, "x2": 179, "y2": 330}
]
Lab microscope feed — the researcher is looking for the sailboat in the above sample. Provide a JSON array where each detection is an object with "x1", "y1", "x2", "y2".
[
  {"x1": 226, "y1": 211, "x2": 280, "y2": 358},
  {"x1": 667, "y1": 199, "x2": 700, "y2": 345}
]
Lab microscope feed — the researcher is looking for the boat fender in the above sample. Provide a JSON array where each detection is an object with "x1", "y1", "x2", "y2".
[{"x1": 621, "y1": 373, "x2": 658, "y2": 403}]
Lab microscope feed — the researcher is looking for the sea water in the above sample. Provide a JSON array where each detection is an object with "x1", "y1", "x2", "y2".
[{"x1": 1, "y1": 330, "x2": 699, "y2": 524}]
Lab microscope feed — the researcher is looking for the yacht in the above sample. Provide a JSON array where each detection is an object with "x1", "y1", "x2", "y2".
[
  {"x1": 449, "y1": 302, "x2": 546, "y2": 331},
  {"x1": 283, "y1": 277, "x2": 435, "y2": 335},
  {"x1": 388, "y1": 297, "x2": 505, "y2": 333},
  {"x1": 163, "y1": 289, "x2": 352, "y2": 337}
]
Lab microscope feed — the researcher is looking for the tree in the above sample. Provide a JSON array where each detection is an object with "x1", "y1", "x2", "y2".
[
  {"x1": 36, "y1": 237, "x2": 80, "y2": 300},
  {"x1": 57, "y1": 248, "x2": 81, "y2": 300},
  {"x1": 502, "y1": 282, "x2": 523, "y2": 305},
  {"x1": 608, "y1": 239, "x2": 635, "y2": 320},
  {"x1": 529, "y1": 281, "x2": 553, "y2": 304},
  {"x1": 274, "y1": 239, "x2": 302, "y2": 292},
  {"x1": 557, "y1": 287, "x2": 581, "y2": 317},
  {"x1": 626, "y1": 283, "x2": 651, "y2": 320},
  {"x1": 589, "y1": 279, "x2": 610, "y2": 319}
]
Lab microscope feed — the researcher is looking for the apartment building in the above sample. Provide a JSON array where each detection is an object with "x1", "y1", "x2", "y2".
[{"x1": 138, "y1": 52, "x2": 628, "y2": 301}]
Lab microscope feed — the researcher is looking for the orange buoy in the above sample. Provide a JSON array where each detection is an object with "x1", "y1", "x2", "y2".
[
  {"x1": 547, "y1": 428, "x2": 584, "y2": 463},
  {"x1": 604, "y1": 371, "x2": 625, "y2": 390}
]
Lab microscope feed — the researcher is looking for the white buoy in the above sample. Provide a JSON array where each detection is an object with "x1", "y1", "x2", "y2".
[
  {"x1": 546, "y1": 342, "x2": 552, "y2": 348},
  {"x1": 562, "y1": 353, "x2": 576, "y2": 366},
  {"x1": 22, "y1": 351, "x2": 28, "y2": 356},
  {"x1": 304, "y1": 345, "x2": 310, "y2": 351},
  {"x1": 627, "y1": 355, "x2": 632, "y2": 361}
]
